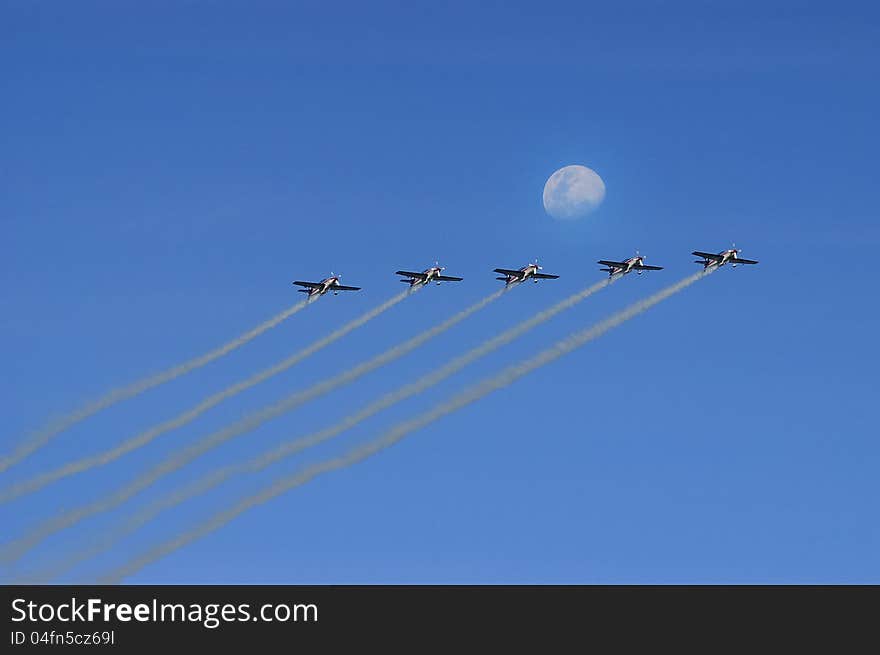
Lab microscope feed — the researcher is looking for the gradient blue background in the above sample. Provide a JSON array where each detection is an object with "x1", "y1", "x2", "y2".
[{"x1": 2, "y1": 1, "x2": 878, "y2": 583}]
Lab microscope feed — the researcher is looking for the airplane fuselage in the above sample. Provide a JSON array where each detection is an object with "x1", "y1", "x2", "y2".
[
  {"x1": 707, "y1": 250, "x2": 737, "y2": 268},
  {"x1": 615, "y1": 256, "x2": 644, "y2": 275},
  {"x1": 410, "y1": 267, "x2": 443, "y2": 286},
  {"x1": 311, "y1": 276, "x2": 341, "y2": 296},
  {"x1": 716, "y1": 249, "x2": 738, "y2": 266},
  {"x1": 505, "y1": 264, "x2": 540, "y2": 284}
]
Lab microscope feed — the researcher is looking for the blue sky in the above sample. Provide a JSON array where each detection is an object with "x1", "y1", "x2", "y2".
[{"x1": 2, "y1": 1, "x2": 878, "y2": 583}]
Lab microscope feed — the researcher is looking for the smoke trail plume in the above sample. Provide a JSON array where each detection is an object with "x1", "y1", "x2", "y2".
[
  {"x1": 33, "y1": 278, "x2": 613, "y2": 580},
  {"x1": 99, "y1": 269, "x2": 711, "y2": 582},
  {"x1": 0, "y1": 298, "x2": 313, "y2": 475},
  {"x1": 1, "y1": 286, "x2": 503, "y2": 563},
  {"x1": 0, "y1": 289, "x2": 412, "y2": 504}
]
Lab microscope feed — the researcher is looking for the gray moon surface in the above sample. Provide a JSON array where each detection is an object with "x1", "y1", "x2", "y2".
[{"x1": 542, "y1": 165, "x2": 606, "y2": 220}]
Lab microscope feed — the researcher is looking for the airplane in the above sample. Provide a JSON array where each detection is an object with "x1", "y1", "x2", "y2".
[
  {"x1": 597, "y1": 252, "x2": 663, "y2": 278},
  {"x1": 395, "y1": 263, "x2": 463, "y2": 287},
  {"x1": 493, "y1": 261, "x2": 560, "y2": 285},
  {"x1": 692, "y1": 245, "x2": 759, "y2": 269},
  {"x1": 292, "y1": 274, "x2": 361, "y2": 297}
]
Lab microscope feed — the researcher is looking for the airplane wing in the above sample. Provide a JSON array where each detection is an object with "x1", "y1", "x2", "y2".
[
  {"x1": 633, "y1": 264, "x2": 664, "y2": 271},
  {"x1": 494, "y1": 268, "x2": 523, "y2": 277},
  {"x1": 395, "y1": 270, "x2": 428, "y2": 279},
  {"x1": 730, "y1": 257, "x2": 758, "y2": 265},
  {"x1": 293, "y1": 281, "x2": 321, "y2": 289},
  {"x1": 532, "y1": 273, "x2": 560, "y2": 279},
  {"x1": 597, "y1": 260, "x2": 626, "y2": 267},
  {"x1": 692, "y1": 251, "x2": 723, "y2": 261},
  {"x1": 332, "y1": 285, "x2": 361, "y2": 291},
  {"x1": 435, "y1": 275, "x2": 463, "y2": 282}
]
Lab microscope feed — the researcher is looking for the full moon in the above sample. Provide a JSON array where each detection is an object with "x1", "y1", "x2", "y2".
[{"x1": 542, "y1": 164, "x2": 606, "y2": 220}]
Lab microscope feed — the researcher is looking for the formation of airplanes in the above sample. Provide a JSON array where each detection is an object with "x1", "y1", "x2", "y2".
[{"x1": 293, "y1": 246, "x2": 758, "y2": 296}]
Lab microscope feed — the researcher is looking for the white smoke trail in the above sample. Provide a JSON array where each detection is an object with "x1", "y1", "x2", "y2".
[
  {"x1": 31, "y1": 278, "x2": 613, "y2": 580},
  {"x1": 1, "y1": 285, "x2": 504, "y2": 563},
  {"x1": 0, "y1": 298, "x2": 313, "y2": 474},
  {"x1": 98, "y1": 269, "x2": 712, "y2": 582},
  {"x1": 0, "y1": 289, "x2": 412, "y2": 503}
]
